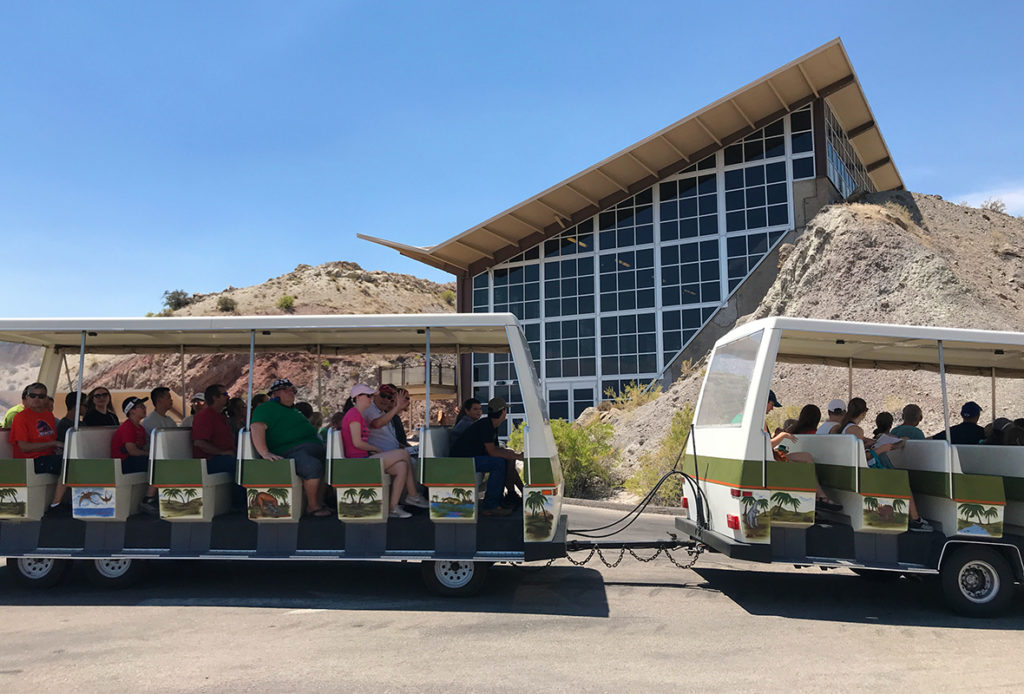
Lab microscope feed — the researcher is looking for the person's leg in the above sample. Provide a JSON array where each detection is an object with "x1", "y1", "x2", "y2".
[
  {"x1": 504, "y1": 459, "x2": 523, "y2": 495},
  {"x1": 35, "y1": 455, "x2": 68, "y2": 506},
  {"x1": 285, "y1": 444, "x2": 327, "y2": 513},
  {"x1": 380, "y1": 449, "x2": 409, "y2": 510},
  {"x1": 473, "y1": 456, "x2": 506, "y2": 509},
  {"x1": 205, "y1": 455, "x2": 246, "y2": 509}
]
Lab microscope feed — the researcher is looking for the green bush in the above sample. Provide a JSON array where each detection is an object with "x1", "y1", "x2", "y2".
[
  {"x1": 625, "y1": 403, "x2": 694, "y2": 505},
  {"x1": 217, "y1": 295, "x2": 237, "y2": 312},
  {"x1": 162, "y1": 289, "x2": 192, "y2": 311},
  {"x1": 440, "y1": 289, "x2": 456, "y2": 306},
  {"x1": 509, "y1": 418, "x2": 616, "y2": 498},
  {"x1": 603, "y1": 380, "x2": 662, "y2": 411},
  {"x1": 277, "y1": 295, "x2": 296, "y2": 313}
]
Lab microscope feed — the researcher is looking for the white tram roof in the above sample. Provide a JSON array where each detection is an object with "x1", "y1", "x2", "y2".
[
  {"x1": 721, "y1": 317, "x2": 1024, "y2": 379},
  {"x1": 0, "y1": 313, "x2": 519, "y2": 355}
]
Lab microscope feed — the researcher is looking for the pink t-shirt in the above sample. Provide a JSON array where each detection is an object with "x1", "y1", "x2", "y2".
[{"x1": 341, "y1": 408, "x2": 369, "y2": 458}]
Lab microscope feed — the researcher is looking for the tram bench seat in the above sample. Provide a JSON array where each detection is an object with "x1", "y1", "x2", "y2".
[
  {"x1": 0, "y1": 430, "x2": 58, "y2": 521},
  {"x1": 151, "y1": 428, "x2": 231, "y2": 522},
  {"x1": 953, "y1": 445, "x2": 1021, "y2": 529},
  {"x1": 422, "y1": 457, "x2": 477, "y2": 523},
  {"x1": 238, "y1": 432, "x2": 302, "y2": 522},
  {"x1": 64, "y1": 426, "x2": 147, "y2": 521},
  {"x1": 330, "y1": 456, "x2": 391, "y2": 522},
  {"x1": 420, "y1": 426, "x2": 488, "y2": 493}
]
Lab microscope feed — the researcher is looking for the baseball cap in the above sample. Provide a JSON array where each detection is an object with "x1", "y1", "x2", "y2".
[
  {"x1": 122, "y1": 396, "x2": 148, "y2": 416},
  {"x1": 961, "y1": 401, "x2": 982, "y2": 418},
  {"x1": 487, "y1": 397, "x2": 507, "y2": 413},
  {"x1": 350, "y1": 383, "x2": 375, "y2": 397},
  {"x1": 268, "y1": 378, "x2": 295, "y2": 394},
  {"x1": 827, "y1": 399, "x2": 846, "y2": 413},
  {"x1": 767, "y1": 390, "x2": 781, "y2": 407},
  {"x1": 378, "y1": 384, "x2": 398, "y2": 398},
  {"x1": 190, "y1": 393, "x2": 205, "y2": 402}
]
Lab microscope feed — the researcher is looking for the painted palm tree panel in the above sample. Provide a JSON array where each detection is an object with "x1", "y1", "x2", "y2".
[
  {"x1": 739, "y1": 491, "x2": 771, "y2": 542},
  {"x1": 861, "y1": 495, "x2": 909, "y2": 532},
  {"x1": 524, "y1": 489, "x2": 556, "y2": 541},
  {"x1": 159, "y1": 487, "x2": 204, "y2": 519},
  {"x1": 338, "y1": 486, "x2": 384, "y2": 520},
  {"x1": 0, "y1": 487, "x2": 27, "y2": 518},
  {"x1": 768, "y1": 490, "x2": 815, "y2": 527},
  {"x1": 72, "y1": 487, "x2": 116, "y2": 518},
  {"x1": 429, "y1": 486, "x2": 476, "y2": 522},
  {"x1": 957, "y1": 502, "x2": 1004, "y2": 537},
  {"x1": 246, "y1": 486, "x2": 293, "y2": 520}
]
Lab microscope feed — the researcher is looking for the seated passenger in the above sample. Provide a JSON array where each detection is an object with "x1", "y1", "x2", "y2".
[
  {"x1": 142, "y1": 386, "x2": 178, "y2": 437},
  {"x1": 112, "y1": 397, "x2": 160, "y2": 515},
  {"x1": 341, "y1": 384, "x2": 426, "y2": 519},
  {"x1": 831, "y1": 397, "x2": 932, "y2": 532},
  {"x1": 450, "y1": 398, "x2": 482, "y2": 445},
  {"x1": 321, "y1": 411, "x2": 344, "y2": 443},
  {"x1": 932, "y1": 401, "x2": 985, "y2": 444},
  {"x1": 766, "y1": 393, "x2": 838, "y2": 511},
  {"x1": 56, "y1": 391, "x2": 81, "y2": 446},
  {"x1": 251, "y1": 393, "x2": 269, "y2": 410},
  {"x1": 890, "y1": 404, "x2": 925, "y2": 440},
  {"x1": 816, "y1": 399, "x2": 845, "y2": 434},
  {"x1": 83, "y1": 386, "x2": 119, "y2": 426},
  {"x1": 873, "y1": 411, "x2": 894, "y2": 439},
  {"x1": 3, "y1": 400, "x2": 25, "y2": 428},
  {"x1": 983, "y1": 418, "x2": 1012, "y2": 445},
  {"x1": 295, "y1": 401, "x2": 314, "y2": 420},
  {"x1": 191, "y1": 384, "x2": 245, "y2": 510},
  {"x1": 225, "y1": 397, "x2": 246, "y2": 437},
  {"x1": 364, "y1": 384, "x2": 417, "y2": 457},
  {"x1": 180, "y1": 393, "x2": 205, "y2": 428},
  {"x1": 250, "y1": 378, "x2": 331, "y2": 517},
  {"x1": 449, "y1": 397, "x2": 522, "y2": 517},
  {"x1": 783, "y1": 404, "x2": 821, "y2": 435},
  {"x1": 10, "y1": 383, "x2": 70, "y2": 515}
]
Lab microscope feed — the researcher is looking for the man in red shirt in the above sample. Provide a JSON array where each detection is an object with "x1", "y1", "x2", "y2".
[
  {"x1": 10, "y1": 382, "x2": 70, "y2": 515},
  {"x1": 111, "y1": 396, "x2": 160, "y2": 515},
  {"x1": 191, "y1": 383, "x2": 244, "y2": 509}
]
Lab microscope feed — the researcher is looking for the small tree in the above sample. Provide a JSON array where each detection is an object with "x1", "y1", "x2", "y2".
[
  {"x1": 217, "y1": 295, "x2": 237, "y2": 312},
  {"x1": 277, "y1": 295, "x2": 296, "y2": 313},
  {"x1": 162, "y1": 289, "x2": 192, "y2": 311},
  {"x1": 440, "y1": 289, "x2": 456, "y2": 306},
  {"x1": 980, "y1": 198, "x2": 1006, "y2": 214}
]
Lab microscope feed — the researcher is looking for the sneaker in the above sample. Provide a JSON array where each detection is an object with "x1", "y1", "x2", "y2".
[
  {"x1": 139, "y1": 497, "x2": 160, "y2": 516},
  {"x1": 388, "y1": 507, "x2": 412, "y2": 519},
  {"x1": 403, "y1": 494, "x2": 429, "y2": 509},
  {"x1": 909, "y1": 517, "x2": 933, "y2": 533},
  {"x1": 500, "y1": 493, "x2": 523, "y2": 509},
  {"x1": 45, "y1": 502, "x2": 71, "y2": 517}
]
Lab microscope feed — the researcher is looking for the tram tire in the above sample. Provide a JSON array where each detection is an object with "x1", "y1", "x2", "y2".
[
  {"x1": 84, "y1": 558, "x2": 146, "y2": 589},
  {"x1": 420, "y1": 560, "x2": 488, "y2": 597},
  {"x1": 940, "y1": 546, "x2": 1014, "y2": 617},
  {"x1": 7, "y1": 557, "x2": 72, "y2": 589}
]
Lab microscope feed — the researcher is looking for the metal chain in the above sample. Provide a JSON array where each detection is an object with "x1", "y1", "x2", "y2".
[{"x1": 508, "y1": 543, "x2": 705, "y2": 571}]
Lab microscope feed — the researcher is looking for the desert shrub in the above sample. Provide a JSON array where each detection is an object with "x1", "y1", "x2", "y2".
[
  {"x1": 509, "y1": 418, "x2": 616, "y2": 498},
  {"x1": 217, "y1": 296, "x2": 237, "y2": 312},
  {"x1": 162, "y1": 289, "x2": 192, "y2": 311},
  {"x1": 277, "y1": 295, "x2": 296, "y2": 313},
  {"x1": 981, "y1": 198, "x2": 1006, "y2": 214},
  {"x1": 603, "y1": 380, "x2": 662, "y2": 411},
  {"x1": 625, "y1": 404, "x2": 694, "y2": 505},
  {"x1": 440, "y1": 289, "x2": 456, "y2": 306},
  {"x1": 881, "y1": 201, "x2": 914, "y2": 228},
  {"x1": 764, "y1": 404, "x2": 802, "y2": 434},
  {"x1": 145, "y1": 309, "x2": 173, "y2": 318}
]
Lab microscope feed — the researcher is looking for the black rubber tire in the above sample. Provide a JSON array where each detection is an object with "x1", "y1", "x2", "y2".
[
  {"x1": 940, "y1": 546, "x2": 1014, "y2": 617},
  {"x1": 421, "y1": 560, "x2": 489, "y2": 597},
  {"x1": 7, "y1": 557, "x2": 72, "y2": 589},
  {"x1": 851, "y1": 568, "x2": 901, "y2": 582},
  {"x1": 84, "y1": 558, "x2": 146, "y2": 589}
]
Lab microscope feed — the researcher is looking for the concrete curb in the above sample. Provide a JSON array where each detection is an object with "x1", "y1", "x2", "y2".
[{"x1": 563, "y1": 496, "x2": 682, "y2": 516}]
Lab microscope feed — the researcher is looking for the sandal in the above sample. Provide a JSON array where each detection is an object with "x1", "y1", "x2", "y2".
[
  {"x1": 815, "y1": 498, "x2": 843, "y2": 512},
  {"x1": 304, "y1": 506, "x2": 333, "y2": 518}
]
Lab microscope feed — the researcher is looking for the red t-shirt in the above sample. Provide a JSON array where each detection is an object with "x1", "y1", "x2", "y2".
[
  {"x1": 191, "y1": 406, "x2": 235, "y2": 458},
  {"x1": 111, "y1": 420, "x2": 146, "y2": 460},
  {"x1": 10, "y1": 409, "x2": 58, "y2": 459},
  {"x1": 341, "y1": 407, "x2": 369, "y2": 458}
]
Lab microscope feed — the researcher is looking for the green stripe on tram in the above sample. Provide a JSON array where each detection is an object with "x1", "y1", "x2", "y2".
[
  {"x1": 908, "y1": 469, "x2": 952, "y2": 497},
  {"x1": 954, "y1": 473, "x2": 1005, "y2": 504},
  {"x1": 0, "y1": 460, "x2": 28, "y2": 486},
  {"x1": 1003, "y1": 476, "x2": 1024, "y2": 502},
  {"x1": 66, "y1": 459, "x2": 116, "y2": 485},
  {"x1": 423, "y1": 457, "x2": 476, "y2": 485},
  {"x1": 241, "y1": 459, "x2": 294, "y2": 486},
  {"x1": 859, "y1": 468, "x2": 911, "y2": 498},
  {"x1": 527, "y1": 458, "x2": 555, "y2": 485},
  {"x1": 815, "y1": 463, "x2": 855, "y2": 491},
  {"x1": 765, "y1": 460, "x2": 816, "y2": 490},
  {"x1": 681, "y1": 453, "x2": 764, "y2": 487},
  {"x1": 152, "y1": 459, "x2": 203, "y2": 486},
  {"x1": 331, "y1": 458, "x2": 384, "y2": 486}
]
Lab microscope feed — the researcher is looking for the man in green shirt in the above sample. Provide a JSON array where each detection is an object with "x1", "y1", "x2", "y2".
[{"x1": 250, "y1": 378, "x2": 330, "y2": 517}]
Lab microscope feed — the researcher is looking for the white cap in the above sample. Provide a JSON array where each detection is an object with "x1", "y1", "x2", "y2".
[{"x1": 827, "y1": 399, "x2": 846, "y2": 413}]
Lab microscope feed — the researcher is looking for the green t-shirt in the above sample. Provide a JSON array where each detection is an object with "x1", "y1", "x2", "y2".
[
  {"x1": 251, "y1": 400, "x2": 319, "y2": 454},
  {"x1": 3, "y1": 404, "x2": 25, "y2": 428},
  {"x1": 890, "y1": 424, "x2": 924, "y2": 440}
]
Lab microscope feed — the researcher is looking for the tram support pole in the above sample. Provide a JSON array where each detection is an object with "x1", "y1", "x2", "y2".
[
  {"x1": 316, "y1": 344, "x2": 323, "y2": 416},
  {"x1": 847, "y1": 358, "x2": 853, "y2": 401},
  {"x1": 938, "y1": 340, "x2": 953, "y2": 494},
  {"x1": 991, "y1": 367, "x2": 997, "y2": 419},
  {"x1": 180, "y1": 345, "x2": 186, "y2": 419}
]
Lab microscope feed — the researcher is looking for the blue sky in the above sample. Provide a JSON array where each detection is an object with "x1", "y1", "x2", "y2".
[{"x1": 1, "y1": 1, "x2": 1021, "y2": 318}]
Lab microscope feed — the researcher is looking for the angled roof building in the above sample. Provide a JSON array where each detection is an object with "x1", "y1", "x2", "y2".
[{"x1": 362, "y1": 38, "x2": 902, "y2": 424}]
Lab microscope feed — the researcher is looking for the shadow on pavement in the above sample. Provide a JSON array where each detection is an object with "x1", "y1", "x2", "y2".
[
  {"x1": 694, "y1": 566, "x2": 1024, "y2": 629},
  {"x1": 0, "y1": 560, "x2": 610, "y2": 618}
]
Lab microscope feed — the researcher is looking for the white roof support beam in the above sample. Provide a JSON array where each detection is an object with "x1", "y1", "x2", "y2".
[
  {"x1": 593, "y1": 167, "x2": 629, "y2": 193},
  {"x1": 694, "y1": 116, "x2": 722, "y2": 146},
  {"x1": 797, "y1": 64, "x2": 819, "y2": 97}
]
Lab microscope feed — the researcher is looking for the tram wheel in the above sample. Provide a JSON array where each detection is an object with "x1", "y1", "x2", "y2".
[
  {"x1": 7, "y1": 557, "x2": 72, "y2": 589},
  {"x1": 421, "y1": 560, "x2": 488, "y2": 597},
  {"x1": 940, "y1": 546, "x2": 1014, "y2": 617},
  {"x1": 85, "y1": 558, "x2": 146, "y2": 589}
]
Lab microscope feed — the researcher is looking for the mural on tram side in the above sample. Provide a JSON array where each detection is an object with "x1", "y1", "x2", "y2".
[
  {"x1": 769, "y1": 491, "x2": 815, "y2": 526},
  {"x1": 337, "y1": 486, "x2": 383, "y2": 519},
  {"x1": 524, "y1": 489, "x2": 555, "y2": 541},
  {"x1": 740, "y1": 491, "x2": 771, "y2": 541},
  {"x1": 247, "y1": 487, "x2": 292, "y2": 519},
  {"x1": 957, "y1": 502, "x2": 1004, "y2": 537},
  {"x1": 159, "y1": 487, "x2": 204, "y2": 519},
  {"x1": 0, "y1": 487, "x2": 27, "y2": 518},
  {"x1": 862, "y1": 496, "x2": 909, "y2": 532},
  {"x1": 429, "y1": 487, "x2": 475, "y2": 520},
  {"x1": 73, "y1": 487, "x2": 116, "y2": 518}
]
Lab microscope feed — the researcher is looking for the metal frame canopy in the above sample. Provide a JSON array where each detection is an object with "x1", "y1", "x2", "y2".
[
  {"x1": 0, "y1": 313, "x2": 518, "y2": 356},
  {"x1": 723, "y1": 317, "x2": 1024, "y2": 379},
  {"x1": 359, "y1": 37, "x2": 903, "y2": 276}
]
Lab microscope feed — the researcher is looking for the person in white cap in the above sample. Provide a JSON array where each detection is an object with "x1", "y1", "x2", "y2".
[
  {"x1": 816, "y1": 399, "x2": 846, "y2": 434},
  {"x1": 111, "y1": 396, "x2": 160, "y2": 515},
  {"x1": 180, "y1": 392, "x2": 206, "y2": 428}
]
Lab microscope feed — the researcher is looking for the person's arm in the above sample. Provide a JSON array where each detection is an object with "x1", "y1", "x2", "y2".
[
  {"x1": 484, "y1": 441, "x2": 522, "y2": 462},
  {"x1": 125, "y1": 440, "x2": 147, "y2": 456},
  {"x1": 770, "y1": 431, "x2": 796, "y2": 447},
  {"x1": 18, "y1": 440, "x2": 61, "y2": 453},
  {"x1": 249, "y1": 422, "x2": 282, "y2": 461},
  {"x1": 194, "y1": 438, "x2": 233, "y2": 457},
  {"x1": 368, "y1": 392, "x2": 409, "y2": 429},
  {"x1": 349, "y1": 421, "x2": 380, "y2": 453}
]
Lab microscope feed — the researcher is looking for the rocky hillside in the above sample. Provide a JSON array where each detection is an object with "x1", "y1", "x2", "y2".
[{"x1": 602, "y1": 192, "x2": 1024, "y2": 480}]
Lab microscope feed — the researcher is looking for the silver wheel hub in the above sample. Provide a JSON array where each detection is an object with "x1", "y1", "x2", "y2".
[
  {"x1": 958, "y1": 560, "x2": 999, "y2": 603},
  {"x1": 94, "y1": 558, "x2": 133, "y2": 579},
  {"x1": 435, "y1": 561, "x2": 474, "y2": 589},
  {"x1": 18, "y1": 558, "x2": 55, "y2": 579}
]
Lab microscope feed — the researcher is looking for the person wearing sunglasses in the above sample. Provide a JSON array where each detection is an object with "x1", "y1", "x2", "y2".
[
  {"x1": 83, "y1": 387, "x2": 119, "y2": 427},
  {"x1": 9, "y1": 382, "x2": 71, "y2": 515}
]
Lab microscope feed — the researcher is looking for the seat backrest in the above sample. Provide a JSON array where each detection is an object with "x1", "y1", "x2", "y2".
[
  {"x1": 238, "y1": 430, "x2": 258, "y2": 460},
  {"x1": 67, "y1": 426, "x2": 117, "y2": 459},
  {"x1": 953, "y1": 444, "x2": 1024, "y2": 477},
  {"x1": 421, "y1": 427, "x2": 451, "y2": 457},
  {"x1": 0, "y1": 429, "x2": 12, "y2": 458},
  {"x1": 786, "y1": 434, "x2": 862, "y2": 467},
  {"x1": 152, "y1": 427, "x2": 194, "y2": 461},
  {"x1": 887, "y1": 439, "x2": 953, "y2": 472}
]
